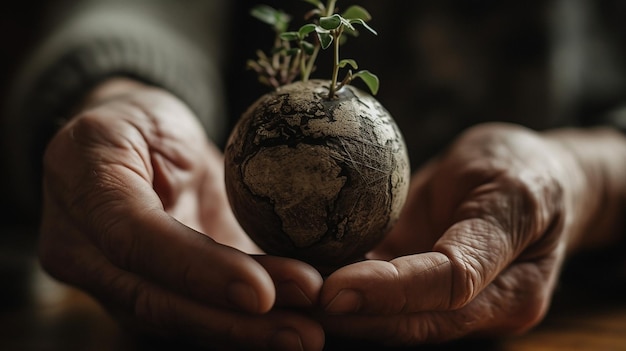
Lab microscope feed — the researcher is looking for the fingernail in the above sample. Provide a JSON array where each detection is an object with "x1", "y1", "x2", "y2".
[
  {"x1": 275, "y1": 281, "x2": 313, "y2": 307},
  {"x1": 324, "y1": 289, "x2": 362, "y2": 314},
  {"x1": 227, "y1": 282, "x2": 258, "y2": 312},
  {"x1": 270, "y1": 328, "x2": 304, "y2": 351}
]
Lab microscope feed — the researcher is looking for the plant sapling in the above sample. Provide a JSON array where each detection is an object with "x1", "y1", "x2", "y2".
[{"x1": 224, "y1": 0, "x2": 410, "y2": 272}]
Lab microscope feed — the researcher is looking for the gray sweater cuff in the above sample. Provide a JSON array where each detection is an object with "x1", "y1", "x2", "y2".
[{"x1": 3, "y1": 3, "x2": 226, "y2": 215}]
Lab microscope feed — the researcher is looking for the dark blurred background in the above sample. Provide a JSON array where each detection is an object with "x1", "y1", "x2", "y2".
[
  {"x1": 1, "y1": 1, "x2": 626, "y2": 350},
  {"x1": 0, "y1": 1, "x2": 47, "y2": 227},
  {"x1": 5, "y1": 0, "x2": 626, "y2": 226}
]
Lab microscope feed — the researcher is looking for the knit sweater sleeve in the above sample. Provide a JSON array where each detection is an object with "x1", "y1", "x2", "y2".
[{"x1": 2, "y1": 0, "x2": 230, "y2": 216}]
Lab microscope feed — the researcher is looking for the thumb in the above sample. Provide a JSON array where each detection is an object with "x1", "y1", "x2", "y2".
[{"x1": 321, "y1": 217, "x2": 525, "y2": 315}]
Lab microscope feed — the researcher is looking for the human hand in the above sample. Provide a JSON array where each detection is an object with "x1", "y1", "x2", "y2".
[
  {"x1": 318, "y1": 122, "x2": 604, "y2": 344},
  {"x1": 38, "y1": 79, "x2": 324, "y2": 351}
]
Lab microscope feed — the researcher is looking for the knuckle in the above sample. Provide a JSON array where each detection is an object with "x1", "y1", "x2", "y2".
[
  {"x1": 451, "y1": 274, "x2": 478, "y2": 310},
  {"x1": 440, "y1": 246, "x2": 483, "y2": 310},
  {"x1": 70, "y1": 111, "x2": 116, "y2": 145},
  {"x1": 501, "y1": 169, "x2": 564, "y2": 240}
]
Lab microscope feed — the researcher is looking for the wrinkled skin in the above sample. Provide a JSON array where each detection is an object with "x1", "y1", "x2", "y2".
[
  {"x1": 39, "y1": 79, "x2": 626, "y2": 350},
  {"x1": 319, "y1": 123, "x2": 626, "y2": 344},
  {"x1": 38, "y1": 79, "x2": 325, "y2": 351}
]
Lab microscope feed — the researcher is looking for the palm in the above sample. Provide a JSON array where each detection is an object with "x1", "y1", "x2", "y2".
[
  {"x1": 40, "y1": 86, "x2": 325, "y2": 350},
  {"x1": 322, "y1": 124, "x2": 569, "y2": 343}
]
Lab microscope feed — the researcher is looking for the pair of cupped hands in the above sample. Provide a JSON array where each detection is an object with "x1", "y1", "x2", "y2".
[{"x1": 38, "y1": 79, "x2": 615, "y2": 351}]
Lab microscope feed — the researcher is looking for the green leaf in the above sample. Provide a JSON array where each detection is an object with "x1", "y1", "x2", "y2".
[
  {"x1": 298, "y1": 24, "x2": 317, "y2": 38},
  {"x1": 343, "y1": 25, "x2": 359, "y2": 38},
  {"x1": 280, "y1": 31, "x2": 299, "y2": 41},
  {"x1": 320, "y1": 14, "x2": 342, "y2": 30},
  {"x1": 302, "y1": 41, "x2": 315, "y2": 55},
  {"x1": 339, "y1": 35, "x2": 349, "y2": 46},
  {"x1": 317, "y1": 31, "x2": 333, "y2": 49},
  {"x1": 341, "y1": 5, "x2": 372, "y2": 22},
  {"x1": 285, "y1": 48, "x2": 301, "y2": 56},
  {"x1": 250, "y1": 5, "x2": 279, "y2": 26},
  {"x1": 250, "y1": 5, "x2": 291, "y2": 33},
  {"x1": 350, "y1": 18, "x2": 377, "y2": 35},
  {"x1": 274, "y1": 11, "x2": 292, "y2": 33},
  {"x1": 353, "y1": 70, "x2": 380, "y2": 95},
  {"x1": 341, "y1": 19, "x2": 356, "y2": 32},
  {"x1": 339, "y1": 59, "x2": 358, "y2": 69}
]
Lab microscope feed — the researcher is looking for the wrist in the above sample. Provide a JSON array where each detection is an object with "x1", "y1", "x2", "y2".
[{"x1": 543, "y1": 127, "x2": 626, "y2": 253}]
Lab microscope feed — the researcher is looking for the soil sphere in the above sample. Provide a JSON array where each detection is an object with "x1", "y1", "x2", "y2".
[{"x1": 224, "y1": 80, "x2": 410, "y2": 271}]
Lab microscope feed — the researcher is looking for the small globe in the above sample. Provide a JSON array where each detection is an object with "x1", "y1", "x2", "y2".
[{"x1": 224, "y1": 80, "x2": 410, "y2": 272}]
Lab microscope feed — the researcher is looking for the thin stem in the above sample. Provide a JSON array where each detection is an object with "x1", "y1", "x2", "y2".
[
  {"x1": 326, "y1": 0, "x2": 337, "y2": 16},
  {"x1": 324, "y1": 0, "x2": 339, "y2": 98},
  {"x1": 303, "y1": 0, "x2": 333, "y2": 82},
  {"x1": 328, "y1": 27, "x2": 342, "y2": 98},
  {"x1": 280, "y1": 53, "x2": 290, "y2": 84},
  {"x1": 336, "y1": 69, "x2": 352, "y2": 91},
  {"x1": 298, "y1": 46, "x2": 307, "y2": 80},
  {"x1": 289, "y1": 51, "x2": 301, "y2": 82},
  {"x1": 302, "y1": 45, "x2": 319, "y2": 82},
  {"x1": 272, "y1": 36, "x2": 281, "y2": 70}
]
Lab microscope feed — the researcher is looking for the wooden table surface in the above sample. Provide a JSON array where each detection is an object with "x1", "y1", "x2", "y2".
[{"x1": 2, "y1": 226, "x2": 625, "y2": 351}]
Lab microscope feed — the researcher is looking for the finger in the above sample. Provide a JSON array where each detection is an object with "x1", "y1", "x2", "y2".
[
  {"x1": 69, "y1": 243, "x2": 325, "y2": 351},
  {"x1": 324, "y1": 170, "x2": 561, "y2": 316},
  {"x1": 254, "y1": 256, "x2": 324, "y2": 308},
  {"x1": 320, "y1": 258, "x2": 559, "y2": 345},
  {"x1": 39, "y1": 195, "x2": 324, "y2": 350},
  {"x1": 47, "y1": 119, "x2": 278, "y2": 313},
  {"x1": 320, "y1": 253, "x2": 452, "y2": 315},
  {"x1": 109, "y1": 273, "x2": 325, "y2": 351},
  {"x1": 66, "y1": 163, "x2": 277, "y2": 313},
  {"x1": 322, "y1": 217, "x2": 519, "y2": 314},
  {"x1": 101, "y1": 202, "x2": 277, "y2": 314}
]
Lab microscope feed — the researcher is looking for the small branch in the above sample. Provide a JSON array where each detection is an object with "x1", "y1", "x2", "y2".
[
  {"x1": 328, "y1": 27, "x2": 342, "y2": 98},
  {"x1": 280, "y1": 54, "x2": 290, "y2": 84},
  {"x1": 271, "y1": 36, "x2": 281, "y2": 69},
  {"x1": 336, "y1": 70, "x2": 353, "y2": 91},
  {"x1": 302, "y1": 45, "x2": 319, "y2": 82},
  {"x1": 326, "y1": 0, "x2": 337, "y2": 16},
  {"x1": 248, "y1": 1, "x2": 378, "y2": 93}
]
